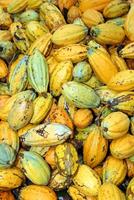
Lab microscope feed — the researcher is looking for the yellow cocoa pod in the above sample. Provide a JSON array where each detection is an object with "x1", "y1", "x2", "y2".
[
  {"x1": 87, "y1": 40, "x2": 118, "y2": 84},
  {"x1": 55, "y1": 143, "x2": 79, "y2": 176},
  {"x1": 26, "y1": 21, "x2": 49, "y2": 42},
  {"x1": 110, "y1": 134, "x2": 134, "y2": 159},
  {"x1": 7, "y1": 0, "x2": 28, "y2": 14},
  {"x1": 18, "y1": 124, "x2": 36, "y2": 138},
  {"x1": 131, "y1": 116, "x2": 134, "y2": 135},
  {"x1": 0, "y1": 58, "x2": 8, "y2": 79},
  {"x1": 119, "y1": 42, "x2": 134, "y2": 58},
  {"x1": 19, "y1": 185, "x2": 57, "y2": 200},
  {"x1": 108, "y1": 70, "x2": 134, "y2": 91},
  {"x1": 30, "y1": 93, "x2": 53, "y2": 124},
  {"x1": 98, "y1": 183, "x2": 126, "y2": 200},
  {"x1": 0, "y1": 11, "x2": 12, "y2": 29},
  {"x1": 126, "y1": 159, "x2": 134, "y2": 178},
  {"x1": 67, "y1": 6, "x2": 81, "y2": 23},
  {"x1": 125, "y1": 3, "x2": 134, "y2": 41},
  {"x1": 28, "y1": 33, "x2": 52, "y2": 56},
  {"x1": 83, "y1": 125, "x2": 108, "y2": 168},
  {"x1": 0, "y1": 167, "x2": 25, "y2": 190},
  {"x1": 0, "y1": 191, "x2": 15, "y2": 200},
  {"x1": 85, "y1": 74, "x2": 102, "y2": 89},
  {"x1": 46, "y1": 56, "x2": 58, "y2": 76},
  {"x1": 101, "y1": 111, "x2": 130, "y2": 139},
  {"x1": 27, "y1": 0, "x2": 43, "y2": 9},
  {"x1": 82, "y1": 9, "x2": 104, "y2": 28},
  {"x1": 58, "y1": 0, "x2": 77, "y2": 11},
  {"x1": 52, "y1": 24, "x2": 88, "y2": 46},
  {"x1": 73, "y1": 164, "x2": 101, "y2": 196},
  {"x1": 103, "y1": 0, "x2": 130, "y2": 18},
  {"x1": 50, "y1": 60, "x2": 73, "y2": 96},
  {"x1": 0, "y1": 30, "x2": 12, "y2": 41},
  {"x1": 53, "y1": 44, "x2": 87, "y2": 63},
  {"x1": 0, "y1": 95, "x2": 10, "y2": 110},
  {"x1": 103, "y1": 156, "x2": 127, "y2": 185},
  {"x1": 90, "y1": 23, "x2": 125, "y2": 45},
  {"x1": 45, "y1": 147, "x2": 56, "y2": 169},
  {"x1": 0, "y1": 0, "x2": 13, "y2": 9},
  {"x1": 73, "y1": 109, "x2": 93, "y2": 128},
  {"x1": 40, "y1": 2, "x2": 66, "y2": 32},
  {"x1": 126, "y1": 177, "x2": 134, "y2": 200}
]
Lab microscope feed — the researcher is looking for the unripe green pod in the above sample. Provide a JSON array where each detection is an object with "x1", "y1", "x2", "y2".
[
  {"x1": 19, "y1": 10, "x2": 39, "y2": 24},
  {"x1": 0, "y1": 41, "x2": 16, "y2": 62}
]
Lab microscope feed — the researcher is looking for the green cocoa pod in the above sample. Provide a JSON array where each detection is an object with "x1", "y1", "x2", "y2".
[
  {"x1": 50, "y1": 60, "x2": 73, "y2": 97},
  {"x1": 0, "y1": 143, "x2": 16, "y2": 169},
  {"x1": 9, "y1": 55, "x2": 28, "y2": 95},
  {"x1": 0, "y1": 41, "x2": 16, "y2": 62},
  {"x1": 8, "y1": 99, "x2": 33, "y2": 131},
  {"x1": 0, "y1": 83, "x2": 10, "y2": 95},
  {"x1": 73, "y1": 61, "x2": 92, "y2": 82},
  {"x1": 30, "y1": 146, "x2": 50, "y2": 156},
  {"x1": 28, "y1": 49, "x2": 49, "y2": 94},
  {"x1": 55, "y1": 143, "x2": 79, "y2": 176},
  {"x1": 106, "y1": 17, "x2": 126, "y2": 27},
  {"x1": 19, "y1": 10, "x2": 39, "y2": 24},
  {"x1": 62, "y1": 81, "x2": 100, "y2": 108},
  {"x1": 20, "y1": 122, "x2": 72, "y2": 146},
  {"x1": 20, "y1": 151, "x2": 50, "y2": 185}
]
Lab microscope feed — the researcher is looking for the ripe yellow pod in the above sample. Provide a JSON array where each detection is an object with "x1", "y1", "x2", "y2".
[
  {"x1": 19, "y1": 185, "x2": 57, "y2": 200},
  {"x1": 58, "y1": 0, "x2": 77, "y2": 11},
  {"x1": 53, "y1": 44, "x2": 87, "y2": 63},
  {"x1": 18, "y1": 124, "x2": 35, "y2": 138},
  {"x1": 110, "y1": 134, "x2": 134, "y2": 159},
  {"x1": 103, "y1": 156, "x2": 127, "y2": 185},
  {"x1": 125, "y1": 3, "x2": 134, "y2": 41},
  {"x1": 0, "y1": 95, "x2": 10, "y2": 110},
  {"x1": 0, "y1": 30, "x2": 12, "y2": 41},
  {"x1": 0, "y1": 0, "x2": 13, "y2": 9},
  {"x1": 44, "y1": 147, "x2": 56, "y2": 169},
  {"x1": 83, "y1": 125, "x2": 108, "y2": 168},
  {"x1": 101, "y1": 111, "x2": 130, "y2": 139},
  {"x1": 131, "y1": 116, "x2": 134, "y2": 135},
  {"x1": 108, "y1": 70, "x2": 134, "y2": 91},
  {"x1": 126, "y1": 159, "x2": 134, "y2": 178},
  {"x1": 87, "y1": 40, "x2": 118, "y2": 84},
  {"x1": 73, "y1": 164, "x2": 101, "y2": 196},
  {"x1": 98, "y1": 183, "x2": 126, "y2": 200},
  {"x1": 82, "y1": 9, "x2": 104, "y2": 28},
  {"x1": 46, "y1": 56, "x2": 58, "y2": 76},
  {"x1": 0, "y1": 167, "x2": 25, "y2": 190},
  {"x1": 79, "y1": 0, "x2": 111, "y2": 12},
  {"x1": 7, "y1": 0, "x2": 28, "y2": 13},
  {"x1": 119, "y1": 42, "x2": 134, "y2": 58},
  {"x1": 52, "y1": 24, "x2": 88, "y2": 46},
  {"x1": 90, "y1": 23, "x2": 125, "y2": 45},
  {"x1": 103, "y1": 0, "x2": 130, "y2": 18},
  {"x1": 50, "y1": 60, "x2": 73, "y2": 96},
  {"x1": 40, "y1": 2, "x2": 66, "y2": 31},
  {"x1": 0, "y1": 58, "x2": 8, "y2": 79},
  {"x1": 67, "y1": 6, "x2": 81, "y2": 23},
  {"x1": 27, "y1": 0, "x2": 43, "y2": 9},
  {"x1": 126, "y1": 177, "x2": 134, "y2": 200}
]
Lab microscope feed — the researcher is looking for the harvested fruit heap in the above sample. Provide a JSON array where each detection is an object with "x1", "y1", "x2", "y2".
[{"x1": 0, "y1": 0, "x2": 134, "y2": 199}]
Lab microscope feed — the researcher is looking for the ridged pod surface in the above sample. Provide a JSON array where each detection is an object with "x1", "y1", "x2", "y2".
[
  {"x1": 0, "y1": 191, "x2": 15, "y2": 200},
  {"x1": 19, "y1": 185, "x2": 57, "y2": 200},
  {"x1": 55, "y1": 143, "x2": 79, "y2": 176},
  {"x1": 9, "y1": 55, "x2": 28, "y2": 95},
  {"x1": 28, "y1": 49, "x2": 49, "y2": 94},
  {"x1": 103, "y1": 0, "x2": 130, "y2": 18},
  {"x1": 53, "y1": 44, "x2": 87, "y2": 63},
  {"x1": 20, "y1": 151, "x2": 50, "y2": 185},
  {"x1": 119, "y1": 42, "x2": 134, "y2": 58},
  {"x1": 98, "y1": 183, "x2": 126, "y2": 200},
  {"x1": 0, "y1": 30, "x2": 12, "y2": 41},
  {"x1": 90, "y1": 23, "x2": 125, "y2": 45},
  {"x1": 73, "y1": 164, "x2": 101, "y2": 196},
  {"x1": 108, "y1": 70, "x2": 134, "y2": 91},
  {"x1": 27, "y1": 0, "x2": 43, "y2": 9},
  {"x1": 20, "y1": 122, "x2": 72, "y2": 146},
  {"x1": 125, "y1": 3, "x2": 134, "y2": 41},
  {"x1": 40, "y1": 2, "x2": 66, "y2": 31},
  {"x1": 126, "y1": 177, "x2": 134, "y2": 200},
  {"x1": 30, "y1": 94, "x2": 53, "y2": 124},
  {"x1": 0, "y1": 58, "x2": 8, "y2": 79},
  {"x1": 7, "y1": 0, "x2": 28, "y2": 13},
  {"x1": 52, "y1": 24, "x2": 88, "y2": 46},
  {"x1": 110, "y1": 134, "x2": 134, "y2": 159},
  {"x1": 102, "y1": 156, "x2": 127, "y2": 185},
  {"x1": 87, "y1": 40, "x2": 118, "y2": 84},
  {"x1": 83, "y1": 125, "x2": 108, "y2": 168},
  {"x1": 0, "y1": 167, "x2": 25, "y2": 190},
  {"x1": 50, "y1": 60, "x2": 73, "y2": 96}
]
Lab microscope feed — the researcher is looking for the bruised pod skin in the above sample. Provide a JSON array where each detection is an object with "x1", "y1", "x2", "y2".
[
  {"x1": 28, "y1": 49, "x2": 49, "y2": 94},
  {"x1": 20, "y1": 151, "x2": 50, "y2": 185},
  {"x1": 102, "y1": 156, "x2": 127, "y2": 186},
  {"x1": 55, "y1": 143, "x2": 79, "y2": 176},
  {"x1": 98, "y1": 182, "x2": 126, "y2": 200},
  {"x1": 9, "y1": 55, "x2": 28, "y2": 95},
  {"x1": 20, "y1": 123, "x2": 72, "y2": 146},
  {"x1": 73, "y1": 164, "x2": 101, "y2": 196},
  {"x1": 87, "y1": 40, "x2": 118, "y2": 84},
  {"x1": 8, "y1": 99, "x2": 33, "y2": 131},
  {"x1": 40, "y1": 2, "x2": 66, "y2": 32},
  {"x1": 52, "y1": 24, "x2": 88, "y2": 46},
  {"x1": 0, "y1": 167, "x2": 25, "y2": 190},
  {"x1": 62, "y1": 81, "x2": 100, "y2": 108},
  {"x1": 83, "y1": 125, "x2": 108, "y2": 168},
  {"x1": 50, "y1": 60, "x2": 73, "y2": 97},
  {"x1": 125, "y1": 3, "x2": 134, "y2": 41},
  {"x1": 90, "y1": 23, "x2": 125, "y2": 45},
  {"x1": 110, "y1": 134, "x2": 134, "y2": 159},
  {"x1": 53, "y1": 44, "x2": 87, "y2": 63},
  {"x1": 19, "y1": 185, "x2": 57, "y2": 200},
  {"x1": 103, "y1": 0, "x2": 130, "y2": 18},
  {"x1": 107, "y1": 70, "x2": 134, "y2": 91}
]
